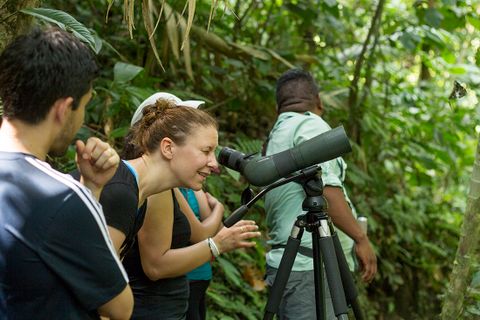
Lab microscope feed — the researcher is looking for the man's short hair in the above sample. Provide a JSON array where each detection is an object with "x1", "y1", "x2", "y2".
[
  {"x1": 276, "y1": 69, "x2": 320, "y2": 113},
  {"x1": 0, "y1": 27, "x2": 98, "y2": 124}
]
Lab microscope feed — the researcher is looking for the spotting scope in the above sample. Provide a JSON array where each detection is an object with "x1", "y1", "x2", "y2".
[{"x1": 218, "y1": 126, "x2": 352, "y2": 187}]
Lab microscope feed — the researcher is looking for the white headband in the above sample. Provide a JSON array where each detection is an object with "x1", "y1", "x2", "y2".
[{"x1": 130, "y1": 92, "x2": 205, "y2": 126}]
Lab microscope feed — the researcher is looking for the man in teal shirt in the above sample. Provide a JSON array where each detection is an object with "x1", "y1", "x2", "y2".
[{"x1": 264, "y1": 69, "x2": 377, "y2": 319}]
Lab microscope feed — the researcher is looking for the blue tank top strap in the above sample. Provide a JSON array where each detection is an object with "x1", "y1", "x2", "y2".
[
  {"x1": 122, "y1": 160, "x2": 139, "y2": 186},
  {"x1": 121, "y1": 160, "x2": 144, "y2": 221}
]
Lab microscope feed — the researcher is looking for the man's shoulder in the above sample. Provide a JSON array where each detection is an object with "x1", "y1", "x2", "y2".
[
  {"x1": 277, "y1": 111, "x2": 330, "y2": 129},
  {"x1": 0, "y1": 153, "x2": 74, "y2": 194},
  {"x1": 0, "y1": 153, "x2": 99, "y2": 217}
]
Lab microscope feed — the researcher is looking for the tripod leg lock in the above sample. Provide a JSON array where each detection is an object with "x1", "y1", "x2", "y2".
[{"x1": 318, "y1": 219, "x2": 331, "y2": 237}]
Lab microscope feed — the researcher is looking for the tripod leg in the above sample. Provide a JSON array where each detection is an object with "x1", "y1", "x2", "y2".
[
  {"x1": 317, "y1": 233, "x2": 349, "y2": 319},
  {"x1": 332, "y1": 233, "x2": 365, "y2": 320},
  {"x1": 312, "y1": 231, "x2": 326, "y2": 320},
  {"x1": 264, "y1": 229, "x2": 303, "y2": 320}
]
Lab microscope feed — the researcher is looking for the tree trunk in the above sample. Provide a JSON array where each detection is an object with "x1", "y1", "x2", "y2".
[
  {"x1": 441, "y1": 134, "x2": 480, "y2": 319},
  {"x1": 0, "y1": 0, "x2": 40, "y2": 51}
]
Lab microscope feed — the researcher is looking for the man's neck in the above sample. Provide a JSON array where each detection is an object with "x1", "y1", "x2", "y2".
[{"x1": 0, "y1": 119, "x2": 51, "y2": 160}]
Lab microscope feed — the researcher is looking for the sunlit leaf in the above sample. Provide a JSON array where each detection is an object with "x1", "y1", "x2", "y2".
[
  {"x1": 467, "y1": 15, "x2": 480, "y2": 30},
  {"x1": 449, "y1": 65, "x2": 466, "y2": 74},
  {"x1": 441, "y1": 49, "x2": 455, "y2": 64},
  {"x1": 20, "y1": 8, "x2": 99, "y2": 53}
]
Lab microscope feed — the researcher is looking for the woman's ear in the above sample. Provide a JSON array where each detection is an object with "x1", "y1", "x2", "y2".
[{"x1": 160, "y1": 137, "x2": 174, "y2": 160}]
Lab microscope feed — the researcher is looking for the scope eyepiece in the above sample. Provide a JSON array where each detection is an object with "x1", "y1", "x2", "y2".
[{"x1": 218, "y1": 147, "x2": 246, "y2": 172}]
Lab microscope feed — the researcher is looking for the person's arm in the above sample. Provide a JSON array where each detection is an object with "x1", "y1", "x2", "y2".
[
  {"x1": 138, "y1": 191, "x2": 260, "y2": 280},
  {"x1": 97, "y1": 181, "x2": 137, "y2": 256},
  {"x1": 323, "y1": 186, "x2": 377, "y2": 282},
  {"x1": 97, "y1": 287, "x2": 133, "y2": 320},
  {"x1": 175, "y1": 188, "x2": 223, "y2": 243},
  {"x1": 197, "y1": 191, "x2": 224, "y2": 233},
  {"x1": 108, "y1": 226, "x2": 127, "y2": 255},
  {"x1": 76, "y1": 137, "x2": 119, "y2": 200},
  {"x1": 194, "y1": 190, "x2": 212, "y2": 221}
]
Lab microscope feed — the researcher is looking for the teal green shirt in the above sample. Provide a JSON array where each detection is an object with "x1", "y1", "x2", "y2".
[
  {"x1": 179, "y1": 188, "x2": 212, "y2": 280},
  {"x1": 265, "y1": 111, "x2": 355, "y2": 271}
]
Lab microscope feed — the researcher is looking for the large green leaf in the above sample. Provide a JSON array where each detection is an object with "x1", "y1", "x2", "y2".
[
  {"x1": 399, "y1": 31, "x2": 421, "y2": 52},
  {"x1": 424, "y1": 8, "x2": 443, "y2": 28},
  {"x1": 20, "y1": 8, "x2": 100, "y2": 53},
  {"x1": 113, "y1": 62, "x2": 144, "y2": 83}
]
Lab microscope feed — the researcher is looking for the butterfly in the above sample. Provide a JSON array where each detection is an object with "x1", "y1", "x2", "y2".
[{"x1": 449, "y1": 80, "x2": 467, "y2": 100}]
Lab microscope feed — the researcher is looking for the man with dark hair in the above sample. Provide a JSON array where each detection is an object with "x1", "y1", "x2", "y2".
[
  {"x1": 264, "y1": 69, "x2": 377, "y2": 319},
  {"x1": 0, "y1": 27, "x2": 133, "y2": 319}
]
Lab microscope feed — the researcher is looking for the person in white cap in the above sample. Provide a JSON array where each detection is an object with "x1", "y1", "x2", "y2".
[{"x1": 85, "y1": 92, "x2": 260, "y2": 319}]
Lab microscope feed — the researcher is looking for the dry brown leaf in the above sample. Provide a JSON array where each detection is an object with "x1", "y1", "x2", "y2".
[
  {"x1": 178, "y1": 13, "x2": 193, "y2": 80},
  {"x1": 164, "y1": 3, "x2": 180, "y2": 60},
  {"x1": 242, "y1": 264, "x2": 266, "y2": 292},
  {"x1": 141, "y1": 0, "x2": 164, "y2": 70},
  {"x1": 180, "y1": 0, "x2": 195, "y2": 51}
]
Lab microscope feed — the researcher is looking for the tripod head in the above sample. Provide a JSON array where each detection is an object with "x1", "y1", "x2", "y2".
[
  {"x1": 223, "y1": 165, "x2": 324, "y2": 227},
  {"x1": 295, "y1": 170, "x2": 323, "y2": 197}
]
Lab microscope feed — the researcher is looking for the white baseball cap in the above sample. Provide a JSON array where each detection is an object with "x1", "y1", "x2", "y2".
[{"x1": 130, "y1": 92, "x2": 205, "y2": 126}]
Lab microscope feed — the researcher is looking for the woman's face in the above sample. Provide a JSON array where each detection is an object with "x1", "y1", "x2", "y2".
[{"x1": 170, "y1": 125, "x2": 218, "y2": 190}]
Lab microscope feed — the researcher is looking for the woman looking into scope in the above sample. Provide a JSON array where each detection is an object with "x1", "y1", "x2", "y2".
[{"x1": 119, "y1": 93, "x2": 260, "y2": 319}]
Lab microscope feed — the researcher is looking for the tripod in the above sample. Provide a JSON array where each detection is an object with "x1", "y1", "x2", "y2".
[
  {"x1": 263, "y1": 170, "x2": 364, "y2": 320},
  {"x1": 223, "y1": 166, "x2": 364, "y2": 320}
]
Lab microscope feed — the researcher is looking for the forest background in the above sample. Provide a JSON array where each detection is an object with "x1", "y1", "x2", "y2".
[{"x1": 1, "y1": 0, "x2": 480, "y2": 319}]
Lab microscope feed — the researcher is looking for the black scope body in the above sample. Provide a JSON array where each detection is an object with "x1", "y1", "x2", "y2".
[{"x1": 218, "y1": 126, "x2": 352, "y2": 187}]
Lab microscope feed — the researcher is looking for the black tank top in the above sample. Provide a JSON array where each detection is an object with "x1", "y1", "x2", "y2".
[{"x1": 122, "y1": 190, "x2": 192, "y2": 319}]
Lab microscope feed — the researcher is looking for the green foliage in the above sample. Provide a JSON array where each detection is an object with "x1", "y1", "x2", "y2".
[
  {"x1": 20, "y1": 7, "x2": 101, "y2": 53},
  {"x1": 36, "y1": 0, "x2": 480, "y2": 318}
]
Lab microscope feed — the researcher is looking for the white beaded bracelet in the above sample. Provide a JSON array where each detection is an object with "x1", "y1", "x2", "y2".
[{"x1": 206, "y1": 237, "x2": 220, "y2": 258}]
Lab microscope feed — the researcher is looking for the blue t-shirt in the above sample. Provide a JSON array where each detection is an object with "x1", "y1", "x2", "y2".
[
  {"x1": 0, "y1": 152, "x2": 128, "y2": 319},
  {"x1": 179, "y1": 188, "x2": 212, "y2": 281}
]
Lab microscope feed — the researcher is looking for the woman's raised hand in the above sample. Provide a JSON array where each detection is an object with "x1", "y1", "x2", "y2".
[
  {"x1": 212, "y1": 220, "x2": 260, "y2": 254},
  {"x1": 205, "y1": 192, "x2": 222, "y2": 211}
]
